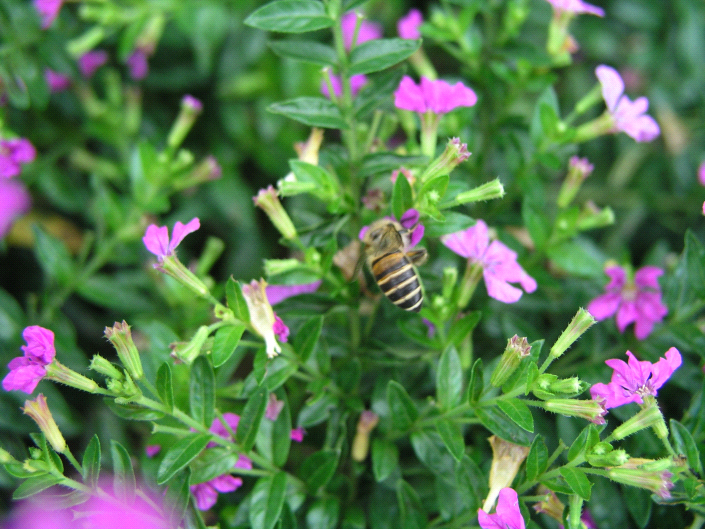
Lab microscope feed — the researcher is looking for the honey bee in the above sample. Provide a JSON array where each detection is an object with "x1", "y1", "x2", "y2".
[{"x1": 362, "y1": 219, "x2": 427, "y2": 312}]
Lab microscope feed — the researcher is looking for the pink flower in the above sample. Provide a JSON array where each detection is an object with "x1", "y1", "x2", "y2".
[
  {"x1": 291, "y1": 427, "x2": 305, "y2": 442},
  {"x1": 397, "y1": 9, "x2": 423, "y2": 39},
  {"x1": 478, "y1": 488, "x2": 525, "y2": 529},
  {"x1": 265, "y1": 393, "x2": 284, "y2": 420},
  {"x1": 1, "y1": 138, "x2": 37, "y2": 178},
  {"x1": 145, "y1": 444, "x2": 161, "y2": 457},
  {"x1": 142, "y1": 217, "x2": 200, "y2": 263},
  {"x1": 587, "y1": 265, "x2": 668, "y2": 339},
  {"x1": 273, "y1": 314, "x2": 290, "y2": 343},
  {"x1": 321, "y1": 72, "x2": 368, "y2": 99},
  {"x1": 568, "y1": 155, "x2": 594, "y2": 178},
  {"x1": 341, "y1": 11, "x2": 383, "y2": 50},
  {"x1": 78, "y1": 50, "x2": 108, "y2": 78},
  {"x1": 191, "y1": 474, "x2": 243, "y2": 511},
  {"x1": 442, "y1": 220, "x2": 537, "y2": 303},
  {"x1": 182, "y1": 94, "x2": 203, "y2": 112},
  {"x1": 0, "y1": 178, "x2": 31, "y2": 237},
  {"x1": 2, "y1": 326, "x2": 55, "y2": 394},
  {"x1": 82, "y1": 487, "x2": 171, "y2": 528},
  {"x1": 127, "y1": 49, "x2": 149, "y2": 80},
  {"x1": 265, "y1": 281, "x2": 322, "y2": 305},
  {"x1": 33, "y1": 0, "x2": 64, "y2": 29},
  {"x1": 595, "y1": 65, "x2": 660, "y2": 142},
  {"x1": 207, "y1": 412, "x2": 240, "y2": 446},
  {"x1": 45, "y1": 69, "x2": 71, "y2": 92},
  {"x1": 698, "y1": 161, "x2": 705, "y2": 186},
  {"x1": 544, "y1": 0, "x2": 604, "y2": 16},
  {"x1": 394, "y1": 76, "x2": 477, "y2": 115},
  {"x1": 358, "y1": 208, "x2": 425, "y2": 249},
  {"x1": 590, "y1": 347, "x2": 681, "y2": 409}
]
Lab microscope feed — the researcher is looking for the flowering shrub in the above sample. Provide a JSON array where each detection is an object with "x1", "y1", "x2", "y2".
[{"x1": 1, "y1": 0, "x2": 705, "y2": 528}]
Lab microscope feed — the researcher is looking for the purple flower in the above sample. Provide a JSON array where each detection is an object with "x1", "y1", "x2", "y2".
[
  {"x1": 44, "y1": 69, "x2": 71, "y2": 92},
  {"x1": 698, "y1": 161, "x2": 705, "y2": 186},
  {"x1": 265, "y1": 393, "x2": 284, "y2": 420},
  {"x1": 596, "y1": 65, "x2": 660, "y2": 142},
  {"x1": 182, "y1": 94, "x2": 203, "y2": 113},
  {"x1": 321, "y1": 72, "x2": 368, "y2": 99},
  {"x1": 78, "y1": 50, "x2": 108, "y2": 78},
  {"x1": 394, "y1": 76, "x2": 477, "y2": 115},
  {"x1": 2, "y1": 326, "x2": 55, "y2": 394},
  {"x1": 0, "y1": 178, "x2": 31, "y2": 238},
  {"x1": 544, "y1": 0, "x2": 605, "y2": 16},
  {"x1": 142, "y1": 217, "x2": 200, "y2": 263},
  {"x1": 478, "y1": 487, "x2": 525, "y2": 529},
  {"x1": 33, "y1": 0, "x2": 64, "y2": 29},
  {"x1": 591, "y1": 347, "x2": 681, "y2": 409},
  {"x1": 291, "y1": 427, "x2": 305, "y2": 442},
  {"x1": 127, "y1": 49, "x2": 149, "y2": 80},
  {"x1": 145, "y1": 444, "x2": 161, "y2": 457},
  {"x1": 81, "y1": 485, "x2": 170, "y2": 528},
  {"x1": 1, "y1": 138, "x2": 37, "y2": 179},
  {"x1": 442, "y1": 220, "x2": 537, "y2": 303},
  {"x1": 587, "y1": 265, "x2": 668, "y2": 339},
  {"x1": 272, "y1": 314, "x2": 290, "y2": 343},
  {"x1": 191, "y1": 474, "x2": 243, "y2": 511},
  {"x1": 358, "y1": 208, "x2": 425, "y2": 249},
  {"x1": 397, "y1": 8, "x2": 423, "y2": 39},
  {"x1": 341, "y1": 11, "x2": 383, "y2": 50},
  {"x1": 265, "y1": 280, "x2": 322, "y2": 306}
]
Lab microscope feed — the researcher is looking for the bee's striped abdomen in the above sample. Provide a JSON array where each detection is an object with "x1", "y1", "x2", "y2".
[{"x1": 370, "y1": 250, "x2": 423, "y2": 312}]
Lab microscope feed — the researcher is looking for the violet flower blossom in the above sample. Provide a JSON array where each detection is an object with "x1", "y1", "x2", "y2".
[
  {"x1": 0, "y1": 178, "x2": 31, "y2": 238},
  {"x1": 590, "y1": 348, "x2": 681, "y2": 410},
  {"x1": 127, "y1": 49, "x2": 149, "y2": 80},
  {"x1": 291, "y1": 427, "x2": 305, "y2": 442},
  {"x1": 341, "y1": 11, "x2": 382, "y2": 50},
  {"x1": 544, "y1": 0, "x2": 604, "y2": 17},
  {"x1": 321, "y1": 72, "x2": 368, "y2": 99},
  {"x1": 587, "y1": 265, "x2": 668, "y2": 339},
  {"x1": 2, "y1": 326, "x2": 55, "y2": 394},
  {"x1": 265, "y1": 280, "x2": 322, "y2": 306},
  {"x1": 142, "y1": 217, "x2": 200, "y2": 263},
  {"x1": 358, "y1": 208, "x2": 425, "y2": 250},
  {"x1": 79, "y1": 50, "x2": 108, "y2": 78},
  {"x1": 596, "y1": 65, "x2": 660, "y2": 142},
  {"x1": 397, "y1": 8, "x2": 423, "y2": 39},
  {"x1": 441, "y1": 220, "x2": 537, "y2": 303},
  {"x1": 478, "y1": 487, "x2": 525, "y2": 529},
  {"x1": 45, "y1": 69, "x2": 71, "y2": 92},
  {"x1": 33, "y1": 0, "x2": 64, "y2": 29},
  {"x1": 0, "y1": 138, "x2": 37, "y2": 179},
  {"x1": 698, "y1": 161, "x2": 705, "y2": 186},
  {"x1": 394, "y1": 76, "x2": 477, "y2": 115}
]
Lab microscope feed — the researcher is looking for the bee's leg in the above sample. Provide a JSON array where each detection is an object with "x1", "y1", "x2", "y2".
[{"x1": 407, "y1": 248, "x2": 428, "y2": 266}]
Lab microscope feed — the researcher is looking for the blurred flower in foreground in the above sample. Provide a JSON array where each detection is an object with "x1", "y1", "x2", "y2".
[
  {"x1": 0, "y1": 138, "x2": 36, "y2": 178},
  {"x1": 587, "y1": 265, "x2": 667, "y2": 339},
  {"x1": 442, "y1": 220, "x2": 536, "y2": 304},
  {"x1": 79, "y1": 50, "x2": 108, "y2": 78},
  {"x1": 545, "y1": 0, "x2": 604, "y2": 16},
  {"x1": 595, "y1": 65, "x2": 660, "y2": 142},
  {"x1": 341, "y1": 11, "x2": 382, "y2": 50},
  {"x1": 2, "y1": 326, "x2": 55, "y2": 393},
  {"x1": 397, "y1": 8, "x2": 423, "y2": 39},
  {"x1": 590, "y1": 347, "x2": 681, "y2": 409},
  {"x1": 320, "y1": 71, "x2": 367, "y2": 99},
  {"x1": 33, "y1": 0, "x2": 64, "y2": 29},
  {"x1": 45, "y1": 69, "x2": 71, "y2": 92},
  {"x1": 266, "y1": 281, "x2": 322, "y2": 306},
  {"x1": 394, "y1": 76, "x2": 477, "y2": 115},
  {"x1": 557, "y1": 155, "x2": 594, "y2": 207},
  {"x1": 0, "y1": 178, "x2": 31, "y2": 238},
  {"x1": 478, "y1": 487, "x2": 525, "y2": 529}
]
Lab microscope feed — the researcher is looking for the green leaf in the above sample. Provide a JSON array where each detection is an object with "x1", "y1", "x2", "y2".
[
  {"x1": 372, "y1": 439, "x2": 399, "y2": 482},
  {"x1": 111, "y1": 440, "x2": 136, "y2": 503},
  {"x1": 82, "y1": 434, "x2": 101, "y2": 487},
  {"x1": 559, "y1": 467, "x2": 592, "y2": 500},
  {"x1": 496, "y1": 399, "x2": 534, "y2": 433},
  {"x1": 268, "y1": 97, "x2": 347, "y2": 129},
  {"x1": 104, "y1": 399, "x2": 165, "y2": 421},
  {"x1": 300, "y1": 450, "x2": 339, "y2": 491},
  {"x1": 424, "y1": 212, "x2": 475, "y2": 238},
  {"x1": 475, "y1": 407, "x2": 532, "y2": 446},
  {"x1": 156, "y1": 362, "x2": 174, "y2": 412},
  {"x1": 236, "y1": 387, "x2": 269, "y2": 452},
  {"x1": 567, "y1": 424, "x2": 597, "y2": 462},
  {"x1": 446, "y1": 312, "x2": 481, "y2": 348},
  {"x1": 436, "y1": 346, "x2": 462, "y2": 411},
  {"x1": 671, "y1": 419, "x2": 703, "y2": 474},
  {"x1": 157, "y1": 433, "x2": 211, "y2": 484},
  {"x1": 165, "y1": 469, "x2": 191, "y2": 526},
  {"x1": 289, "y1": 160, "x2": 339, "y2": 201},
  {"x1": 306, "y1": 497, "x2": 340, "y2": 529},
  {"x1": 353, "y1": 68, "x2": 405, "y2": 119},
  {"x1": 349, "y1": 38, "x2": 421, "y2": 75},
  {"x1": 358, "y1": 153, "x2": 428, "y2": 178},
  {"x1": 189, "y1": 447, "x2": 239, "y2": 485},
  {"x1": 268, "y1": 40, "x2": 337, "y2": 65},
  {"x1": 396, "y1": 479, "x2": 426, "y2": 529},
  {"x1": 409, "y1": 431, "x2": 456, "y2": 479},
  {"x1": 525, "y1": 436, "x2": 548, "y2": 481},
  {"x1": 12, "y1": 473, "x2": 63, "y2": 499},
  {"x1": 546, "y1": 238, "x2": 606, "y2": 277},
  {"x1": 436, "y1": 419, "x2": 465, "y2": 462},
  {"x1": 466, "y1": 359, "x2": 484, "y2": 403},
  {"x1": 391, "y1": 168, "x2": 414, "y2": 220},
  {"x1": 212, "y1": 323, "x2": 246, "y2": 367},
  {"x1": 387, "y1": 380, "x2": 418, "y2": 431},
  {"x1": 245, "y1": 0, "x2": 332, "y2": 33},
  {"x1": 190, "y1": 356, "x2": 216, "y2": 428},
  {"x1": 32, "y1": 225, "x2": 74, "y2": 285},
  {"x1": 226, "y1": 278, "x2": 250, "y2": 323},
  {"x1": 249, "y1": 472, "x2": 288, "y2": 529},
  {"x1": 256, "y1": 390, "x2": 292, "y2": 467}
]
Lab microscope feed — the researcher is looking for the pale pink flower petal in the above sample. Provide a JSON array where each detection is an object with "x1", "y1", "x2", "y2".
[
  {"x1": 0, "y1": 178, "x2": 31, "y2": 237},
  {"x1": 265, "y1": 281, "x2": 322, "y2": 305},
  {"x1": 596, "y1": 65, "x2": 624, "y2": 112},
  {"x1": 210, "y1": 474, "x2": 243, "y2": 493},
  {"x1": 397, "y1": 9, "x2": 423, "y2": 39},
  {"x1": 33, "y1": 0, "x2": 64, "y2": 29},
  {"x1": 394, "y1": 75, "x2": 427, "y2": 113},
  {"x1": 78, "y1": 50, "x2": 108, "y2": 78},
  {"x1": 341, "y1": 11, "x2": 382, "y2": 50},
  {"x1": 545, "y1": 0, "x2": 605, "y2": 16},
  {"x1": 698, "y1": 162, "x2": 705, "y2": 186},
  {"x1": 142, "y1": 225, "x2": 170, "y2": 259},
  {"x1": 45, "y1": 69, "x2": 71, "y2": 92},
  {"x1": 478, "y1": 487, "x2": 525, "y2": 529}
]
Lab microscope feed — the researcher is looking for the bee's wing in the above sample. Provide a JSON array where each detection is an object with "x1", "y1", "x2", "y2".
[{"x1": 406, "y1": 248, "x2": 428, "y2": 266}]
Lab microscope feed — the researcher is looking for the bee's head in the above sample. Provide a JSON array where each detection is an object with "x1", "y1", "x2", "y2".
[{"x1": 363, "y1": 220, "x2": 397, "y2": 246}]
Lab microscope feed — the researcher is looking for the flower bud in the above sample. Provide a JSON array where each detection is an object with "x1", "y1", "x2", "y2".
[
  {"x1": 608, "y1": 465, "x2": 674, "y2": 499},
  {"x1": 550, "y1": 308, "x2": 596, "y2": 359},
  {"x1": 351, "y1": 411, "x2": 379, "y2": 462},
  {"x1": 253, "y1": 186, "x2": 298, "y2": 241},
  {"x1": 45, "y1": 361, "x2": 100, "y2": 393},
  {"x1": 482, "y1": 435, "x2": 530, "y2": 513},
  {"x1": 420, "y1": 138, "x2": 471, "y2": 183},
  {"x1": 491, "y1": 335, "x2": 531, "y2": 387},
  {"x1": 105, "y1": 321, "x2": 144, "y2": 381},
  {"x1": 576, "y1": 202, "x2": 615, "y2": 231},
  {"x1": 450, "y1": 178, "x2": 505, "y2": 206},
  {"x1": 543, "y1": 398, "x2": 607, "y2": 425},
  {"x1": 172, "y1": 326, "x2": 210, "y2": 364},
  {"x1": 23, "y1": 394, "x2": 67, "y2": 454},
  {"x1": 533, "y1": 488, "x2": 565, "y2": 523},
  {"x1": 557, "y1": 156, "x2": 594, "y2": 208},
  {"x1": 113, "y1": 373, "x2": 142, "y2": 403},
  {"x1": 548, "y1": 376, "x2": 584, "y2": 396},
  {"x1": 89, "y1": 354, "x2": 124, "y2": 381},
  {"x1": 167, "y1": 95, "x2": 203, "y2": 151},
  {"x1": 586, "y1": 445, "x2": 629, "y2": 467},
  {"x1": 611, "y1": 403, "x2": 668, "y2": 441}
]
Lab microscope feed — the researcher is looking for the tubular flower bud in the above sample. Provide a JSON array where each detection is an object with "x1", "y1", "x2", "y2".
[
  {"x1": 610, "y1": 401, "x2": 668, "y2": 440},
  {"x1": 451, "y1": 178, "x2": 505, "y2": 206},
  {"x1": 420, "y1": 137, "x2": 471, "y2": 183},
  {"x1": 105, "y1": 321, "x2": 144, "y2": 380},
  {"x1": 242, "y1": 279, "x2": 282, "y2": 359},
  {"x1": 482, "y1": 435, "x2": 530, "y2": 513},
  {"x1": 352, "y1": 411, "x2": 379, "y2": 462},
  {"x1": 23, "y1": 394, "x2": 67, "y2": 454},
  {"x1": 550, "y1": 308, "x2": 596, "y2": 359},
  {"x1": 253, "y1": 186, "x2": 298, "y2": 240},
  {"x1": 167, "y1": 95, "x2": 203, "y2": 151},
  {"x1": 608, "y1": 465, "x2": 674, "y2": 499},
  {"x1": 557, "y1": 156, "x2": 594, "y2": 208},
  {"x1": 89, "y1": 355, "x2": 124, "y2": 381},
  {"x1": 586, "y1": 444, "x2": 630, "y2": 467},
  {"x1": 533, "y1": 488, "x2": 565, "y2": 523},
  {"x1": 172, "y1": 326, "x2": 210, "y2": 365},
  {"x1": 543, "y1": 398, "x2": 607, "y2": 425},
  {"x1": 491, "y1": 335, "x2": 531, "y2": 387},
  {"x1": 44, "y1": 361, "x2": 99, "y2": 393}
]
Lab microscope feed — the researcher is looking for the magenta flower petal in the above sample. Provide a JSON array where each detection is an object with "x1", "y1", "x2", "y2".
[
  {"x1": 2, "y1": 364, "x2": 47, "y2": 393},
  {"x1": 169, "y1": 218, "x2": 200, "y2": 253},
  {"x1": 191, "y1": 482, "x2": 218, "y2": 511},
  {"x1": 127, "y1": 49, "x2": 149, "y2": 80},
  {"x1": 21, "y1": 326, "x2": 56, "y2": 364},
  {"x1": 265, "y1": 280, "x2": 322, "y2": 306},
  {"x1": 448, "y1": 81, "x2": 478, "y2": 108},
  {"x1": 45, "y1": 69, "x2": 71, "y2": 92},
  {"x1": 291, "y1": 427, "x2": 305, "y2": 442},
  {"x1": 409, "y1": 224, "x2": 425, "y2": 248},
  {"x1": 145, "y1": 445, "x2": 161, "y2": 457},
  {"x1": 441, "y1": 220, "x2": 488, "y2": 259},
  {"x1": 235, "y1": 454, "x2": 253, "y2": 469},
  {"x1": 399, "y1": 208, "x2": 420, "y2": 228},
  {"x1": 210, "y1": 474, "x2": 243, "y2": 493},
  {"x1": 34, "y1": 0, "x2": 64, "y2": 29},
  {"x1": 699, "y1": 162, "x2": 705, "y2": 186},
  {"x1": 341, "y1": 11, "x2": 382, "y2": 50},
  {"x1": 545, "y1": 0, "x2": 605, "y2": 16},
  {"x1": 397, "y1": 8, "x2": 423, "y2": 39},
  {"x1": 78, "y1": 50, "x2": 108, "y2": 78},
  {"x1": 394, "y1": 75, "x2": 427, "y2": 113},
  {"x1": 0, "y1": 178, "x2": 31, "y2": 237},
  {"x1": 142, "y1": 225, "x2": 170, "y2": 258},
  {"x1": 596, "y1": 65, "x2": 624, "y2": 112},
  {"x1": 648, "y1": 347, "x2": 682, "y2": 391},
  {"x1": 587, "y1": 292, "x2": 622, "y2": 320},
  {"x1": 478, "y1": 487, "x2": 525, "y2": 529},
  {"x1": 634, "y1": 266, "x2": 663, "y2": 290},
  {"x1": 273, "y1": 314, "x2": 290, "y2": 343},
  {"x1": 615, "y1": 300, "x2": 638, "y2": 333}
]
